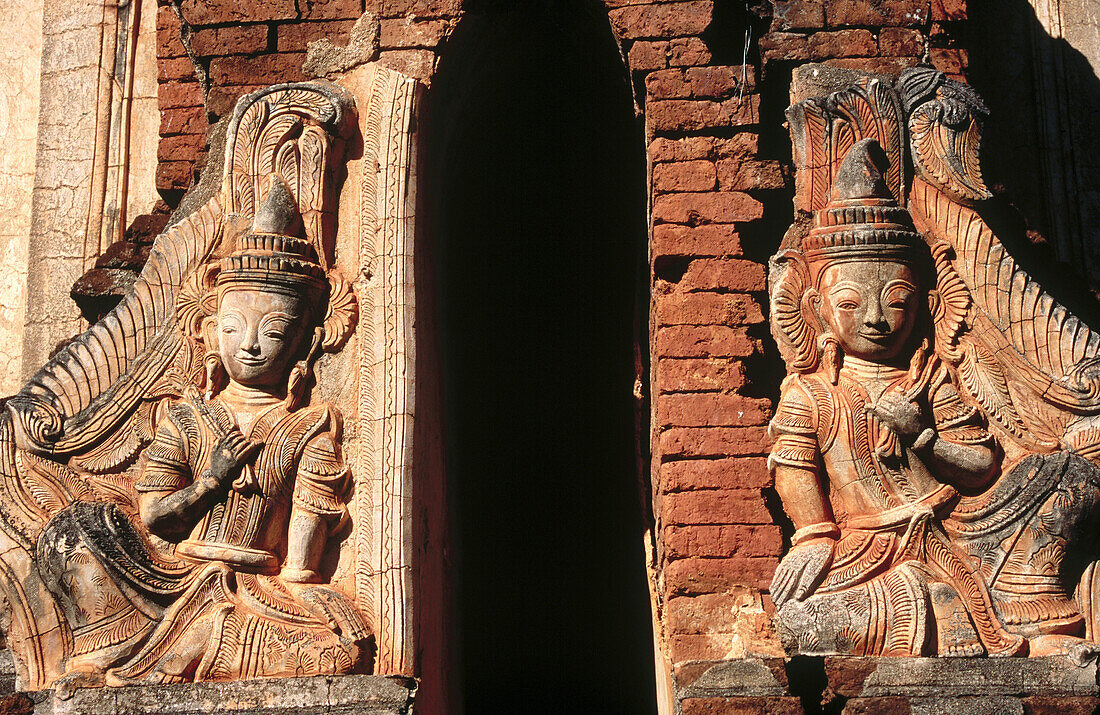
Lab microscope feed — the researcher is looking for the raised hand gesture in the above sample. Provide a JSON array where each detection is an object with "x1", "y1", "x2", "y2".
[
  {"x1": 866, "y1": 392, "x2": 930, "y2": 444},
  {"x1": 209, "y1": 428, "x2": 263, "y2": 487}
]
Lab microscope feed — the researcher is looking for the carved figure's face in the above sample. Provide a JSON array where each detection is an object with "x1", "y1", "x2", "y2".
[
  {"x1": 217, "y1": 288, "x2": 308, "y2": 389},
  {"x1": 817, "y1": 259, "x2": 920, "y2": 362}
]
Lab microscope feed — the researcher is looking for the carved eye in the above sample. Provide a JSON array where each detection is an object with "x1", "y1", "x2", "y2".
[
  {"x1": 220, "y1": 314, "x2": 243, "y2": 335},
  {"x1": 833, "y1": 292, "x2": 860, "y2": 311},
  {"x1": 261, "y1": 320, "x2": 290, "y2": 341},
  {"x1": 884, "y1": 286, "x2": 913, "y2": 310}
]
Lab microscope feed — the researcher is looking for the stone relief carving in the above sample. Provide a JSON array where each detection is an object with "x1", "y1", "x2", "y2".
[
  {"x1": 769, "y1": 65, "x2": 1100, "y2": 658},
  {"x1": 0, "y1": 70, "x2": 424, "y2": 694}
]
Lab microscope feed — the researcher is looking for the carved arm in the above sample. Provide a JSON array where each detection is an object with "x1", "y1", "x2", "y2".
[
  {"x1": 773, "y1": 463, "x2": 833, "y2": 532},
  {"x1": 909, "y1": 427, "x2": 996, "y2": 490},
  {"x1": 870, "y1": 387, "x2": 997, "y2": 491},
  {"x1": 770, "y1": 463, "x2": 837, "y2": 607},
  {"x1": 139, "y1": 427, "x2": 262, "y2": 541},
  {"x1": 280, "y1": 431, "x2": 349, "y2": 584},
  {"x1": 281, "y1": 510, "x2": 330, "y2": 583},
  {"x1": 769, "y1": 376, "x2": 835, "y2": 531},
  {"x1": 139, "y1": 479, "x2": 225, "y2": 542}
]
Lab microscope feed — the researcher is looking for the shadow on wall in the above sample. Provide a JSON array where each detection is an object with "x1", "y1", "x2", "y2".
[
  {"x1": 422, "y1": 1, "x2": 656, "y2": 712},
  {"x1": 966, "y1": 0, "x2": 1100, "y2": 300}
]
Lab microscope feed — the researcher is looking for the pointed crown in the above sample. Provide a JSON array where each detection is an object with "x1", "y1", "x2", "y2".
[
  {"x1": 217, "y1": 178, "x2": 328, "y2": 300},
  {"x1": 803, "y1": 138, "x2": 924, "y2": 262}
]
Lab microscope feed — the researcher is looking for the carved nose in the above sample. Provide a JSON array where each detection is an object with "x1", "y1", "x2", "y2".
[
  {"x1": 864, "y1": 300, "x2": 887, "y2": 327},
  {"x1": 239, "y1": 327, "x2": 261, "y2": 354}
]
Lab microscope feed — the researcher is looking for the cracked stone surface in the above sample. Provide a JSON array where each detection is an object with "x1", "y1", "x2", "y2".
[
  {"x1": 25, "y1": 674, "x2": 416, "y2": 714},
  {"x1": 0, "y1": 0, "x2": 42, "y2": 393}
]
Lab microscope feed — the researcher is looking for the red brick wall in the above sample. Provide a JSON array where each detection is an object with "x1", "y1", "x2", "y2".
[
  {"x1": 154, "y1": 0, "x2": 461, "y2": 199},
  {"x1": 762, "y1": 0, "x2": 968, "y2": 78},
  {"x1": 616, "y1": 0, "x2": 782, "y2": 668},
  {"x1": 621, "y1": 0, "x2": 975, "y2": 674}
]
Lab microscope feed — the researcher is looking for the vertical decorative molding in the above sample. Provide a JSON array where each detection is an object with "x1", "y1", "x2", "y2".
[
  {"x1": 0, "y1": 0, "x2": 43, "y2": 393},
  {"x1": 355, "y1": 65, "x2": 419, "y2": 676}
]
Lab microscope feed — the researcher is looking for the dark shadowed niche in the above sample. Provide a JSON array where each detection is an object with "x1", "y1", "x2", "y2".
[
  {"x1": 422, "y1": 0, "x2": 656, "y2": 711},
  {"x1": 965, "y1": 0, "x2": 1100, "y2": 293}
]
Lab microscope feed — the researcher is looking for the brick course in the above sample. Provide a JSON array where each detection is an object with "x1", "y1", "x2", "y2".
[
  {"x1": 608, "y1": 2, "x2": 714, "y2": 40},
  {"x1": 628, "y1": 0, "x2": 970, "y2": 677}
]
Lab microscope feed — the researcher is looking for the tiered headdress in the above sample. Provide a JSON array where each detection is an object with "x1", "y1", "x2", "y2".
[
  {"x1": 217, "y1": 178, "x2": 328, "y2": 305},
  {"x1": 176, "y1": 174, "x2": 359, "y2": 399},
  {"x1": 802, "y1": 138, "x2": 924, "y2": 266},
  {"x1": 771, "y1": 138, "x2": 929, "y2": 374}
]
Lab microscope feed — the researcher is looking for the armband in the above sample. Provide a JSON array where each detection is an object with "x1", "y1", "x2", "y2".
[{"x1": 791, "y1": 522, "x2": 840, "y2": 547}]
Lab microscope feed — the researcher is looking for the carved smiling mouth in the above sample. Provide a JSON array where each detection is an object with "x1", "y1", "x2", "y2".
[
  {"x1": 858, "y1": 331, "x2": 894, "y2": 343},
  {"x1": 233, "y1": 355, "x2": 266, "y2": 366}
]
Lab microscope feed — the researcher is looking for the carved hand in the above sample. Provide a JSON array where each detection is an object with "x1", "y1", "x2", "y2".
[
  {"x1": 866, "y1": 393, "x2": 929, "y2": 443},
  {"x1": 295, "y1": 583, "x2": 373, "y2": 643},
  {"x1": 209, "y1": 429, "x2": 263, "y2": 486},
  {"x1": 769, "y1": 537, "x2": 834, "y2": 609}
]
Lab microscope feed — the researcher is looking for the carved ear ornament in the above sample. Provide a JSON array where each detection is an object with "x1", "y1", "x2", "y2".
[
  {"x1": 286, "y1": 326, "x2": 326, "y2": 410},
  {"x1": 770, "y1": 249, "x2": 820, "y2": 373},
  {"x1": 819, "y1": 334, "x2": 841, "y2": 385},
  {"x1": 927, "y1": 241, "x2": 970, "y2": 364},
  {"x1": 176, "y1": 262, "x2": 222, "y2": 343},
  {"x1": 322, "y1": 272, "x2": 357, "y2": 353}
]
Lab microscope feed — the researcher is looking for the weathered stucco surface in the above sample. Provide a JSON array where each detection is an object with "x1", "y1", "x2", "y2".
[
  {"x1": 0, "y1": 0, "x2": 42, "y2": 393},
  {"x1": 23, "y1": 0, "x2": 104, "y2": 376},
  {"x1": 120, "y1": 0, "x2": 161, "y2": 234},
  {"x1": 22, "y1": 0, "x2": 160, "y2": 380}
]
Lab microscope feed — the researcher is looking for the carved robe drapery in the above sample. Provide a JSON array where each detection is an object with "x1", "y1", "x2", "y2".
[{"x1": 36, "y1": 395, "x2": 367, "y2": 685}]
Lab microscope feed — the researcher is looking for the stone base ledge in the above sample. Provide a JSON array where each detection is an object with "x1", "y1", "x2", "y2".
[
  {"x1": 673, "y1": 657, "x2": 1100, "y2": 714},
  {"x1": 5, "y1": 674, "x2": 416, "y2": 715}
]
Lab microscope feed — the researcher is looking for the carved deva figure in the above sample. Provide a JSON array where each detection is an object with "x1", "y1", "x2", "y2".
[
  {"x1": 768, "y1": 66, "x2": 1100, "y2": 658},
  {"x1": 50, "y1": 182, "x2": 369, "y2": 689},
  {"x1": 0, "y1": 82, "x2": 370, "y2": 693}
]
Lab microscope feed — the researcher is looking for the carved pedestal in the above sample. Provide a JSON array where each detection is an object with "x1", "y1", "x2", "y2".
[{"x1": 24, "y1": 674, "x2": 416, "y2": 715}]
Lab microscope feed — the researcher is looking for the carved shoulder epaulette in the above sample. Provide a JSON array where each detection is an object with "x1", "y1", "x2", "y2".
[
  {"x1": 292, "y1": 404, "x2": 348, "y2": 519},
  {"x1": 769, "y1": 375, "x2": 823, "y2": 472},
  {"x1": 770, "y1": 375, "x2": 817, "y2": 437},
  {"x1": 135, "y1": 399, "x2": 197, "y2": 493},
  {"x1": 804, "y1": 373, "x2": 839, "y2": 452}
]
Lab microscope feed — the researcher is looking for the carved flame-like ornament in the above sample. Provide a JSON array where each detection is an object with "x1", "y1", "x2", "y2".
[
  {"x1": 0, "y1": 73, "x2": 422, "y2": 695},
  {"x1": 770, "y1": 65, "x2": 1100, "y2": 658}
]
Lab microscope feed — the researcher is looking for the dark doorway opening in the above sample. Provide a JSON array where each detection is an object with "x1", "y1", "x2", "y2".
[{"x1": 423, "y1": 1, "x2": 656, "y2": 712}]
